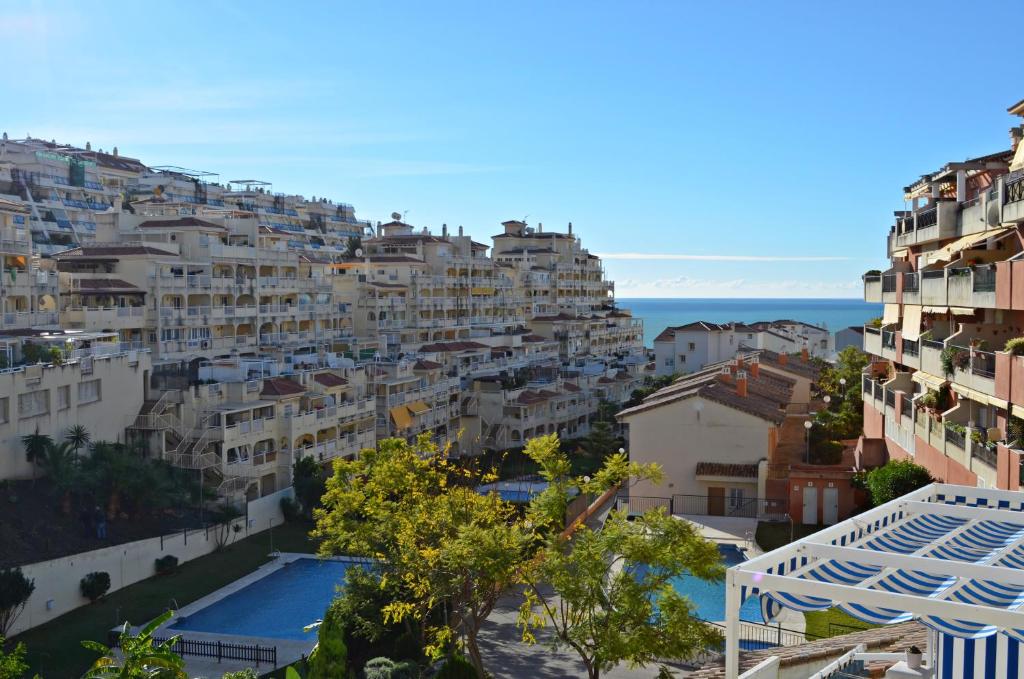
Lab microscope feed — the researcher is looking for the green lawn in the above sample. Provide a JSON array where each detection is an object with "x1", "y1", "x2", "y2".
[
  {"x1": 804, "y1": 607, "x2": 877, "y2": 640},
  {"x1": 754, "y1": 521, "x2": 823, "y2": 552},
  {"x1": 15, "y1": 521, "x2": 318, "y2": 679}
]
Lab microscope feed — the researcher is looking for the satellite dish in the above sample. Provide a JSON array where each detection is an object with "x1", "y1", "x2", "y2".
[
  {"x1": 354, "y1": 248, "x2": 363, "y2": 257},
  {"x1": 391, "y1": 212, "x2": 402, "y2": 221}
]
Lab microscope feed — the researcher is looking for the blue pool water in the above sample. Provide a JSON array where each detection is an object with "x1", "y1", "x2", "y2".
[
  {"x1": 635, "y1": 544, "x2": 762, "y2": 623},
  {"x1": 172, "y1": 558, "x2": 358, "y2": 640}
]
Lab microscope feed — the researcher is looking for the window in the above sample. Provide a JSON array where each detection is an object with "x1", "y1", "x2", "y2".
[
  {"x1": 0, "y1": 397, "x2": 8, "y2": 424},
  {"x1": 18, "y1": 389, "x2": 49, "y2": 418},
  {"x1": 664, "y1": 358, "x2": 674, "y2": 367},
  {"x1": 688, "y1": 342, "x2": 696, "y2": 351},
  {"x1": 58, "y1": 386, "x2": 70, "y2": 410},
  {"x1": 190, "y1": 327, "x2": 211, "y2": 340},
  {"x1": 161, "y1": 328, "x2": 182, "y2": 341},
  {"x1": 679, "y1": 355, "x2": 687, "y2": 364},
  {"x1": 728, "y1": 487, "x2": 745, "y2": 509},
  {"x1": 78, "y1": 379, "x2": 101, "y2": 405}
]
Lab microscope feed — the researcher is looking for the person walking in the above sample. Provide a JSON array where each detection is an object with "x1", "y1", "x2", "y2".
[{"x1": 94, "y1": 505, "x2": 107, "y2": 540}]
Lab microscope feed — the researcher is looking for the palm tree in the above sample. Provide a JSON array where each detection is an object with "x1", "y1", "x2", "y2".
[
  {"x1": 66, "y1": 424, "x2": 91, "y2": 459},
  {"x1": 39, "y1": 441, "x2": 79, "y2": 515},
  {"x1": 21, "y1": 429, "x2": 53, "y2": 486},
  {"x1": 81, "y1": 610, "x2": 186, "y2": 679}
]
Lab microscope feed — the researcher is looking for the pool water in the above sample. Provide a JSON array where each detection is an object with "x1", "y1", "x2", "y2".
[
  {"x1": 172, "y1": 558, "x2": 357, "y2": 640},
  {"x1": 635, "y1": 544, "x2": 763, "y2": 623}
]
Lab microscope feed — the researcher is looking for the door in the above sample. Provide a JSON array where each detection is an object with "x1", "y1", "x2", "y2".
[
  {"x1": 802, "y1": 486, "x2": 818, "y2": 525},
  {"x1": 823, "y1": 487, "x2": 839, "y2": 525},
  {"x1": 708, "y1": 487, "x2": 725, "y2": 516}
]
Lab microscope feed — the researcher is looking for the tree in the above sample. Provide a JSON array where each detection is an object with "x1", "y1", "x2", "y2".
[
  {"x1": 578, "y1": 420, "x2": 621, "y2": 463},
  {"x1": 0, "y1": 567, "x2": 35, "y2": 638},
  {"x1": 865, "y1": 459, "x2": 934, "y2": 506},
  {"x1": 66, "y1": 424, "x2": 92, "y2": 458},
  {"x1": 38, "y1": 440, "x2": 80, "y2": 514},
  {"x1": 346, "y1": 236, "x2": 363, "y2": 258},
  {"x1": 0, "y1": 637, "x2": 29, "y2": 679},
  {"x1": 80, "y1": 571, "x2": 112, "y2": 603},
  {"x1": 81, "y1": 610, "x2": 186, "y2": 679},
  {"x1": 517, "y1": 435, "x2": 724, "y2": 679},
  {"x1": 293, "y1": 455, "x2": 327, "y2": 520},
  {"x1": 21, "y1": 429, "x2": 52, "y2": 485},
  {"x1": 314, "y1": 435, "x2": 530, "y2": 677},
  {"x1": 308, "y1": 599, "x2": 351, "y2": 679}
]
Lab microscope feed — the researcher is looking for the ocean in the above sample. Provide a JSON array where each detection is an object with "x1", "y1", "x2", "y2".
[{"x1": 618, "y1": 298, "x2": 882, "y2": 348}]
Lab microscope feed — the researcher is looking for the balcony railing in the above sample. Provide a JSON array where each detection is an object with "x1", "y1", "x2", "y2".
[
  {"x1": 972, "y1": 350, "x2": 996, "y2": 379},
  {"x1": 881, "y1": 274, "x2": 897, "y2": 293},
  {"x1": 1005, "y1": 174, "x2": 1024, "y2": 205},
  {"x1": 884, "y1": 388, "x2": 895, "y2": 408},
  {"x1": 881, "y1": 330, "x2": 895, "y2": 350},
  {"x1": 973, "y1": 264, "x2": 996, "y2": 292},
  {"x1": 902, "y1": 338, "x2": 919, "y2": 357},
  {"x1": 917, "y1": 206, "x2": 938, "y2": 228},
  {"x1": 900, "y1": 396, "x2": 913, "y2": 419},
  {"x1": 945, "y1": 423, "x2": 966, "y2": 449},
  {"x1": 922, "y1": 338, "x2": 944, "y2": 351}
]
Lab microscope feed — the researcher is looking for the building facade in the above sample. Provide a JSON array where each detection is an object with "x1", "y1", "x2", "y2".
[{"x1": 860, "y1": 98, "x2": 1024, "y2": 491}]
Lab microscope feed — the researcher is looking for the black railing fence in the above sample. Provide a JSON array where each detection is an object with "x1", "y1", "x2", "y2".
[
  {"x1": 112, "y1": 635, "x2": 277, "y2": 666},
  {"x1": 618, "y1": 494, "x2": 791, "y2": 519}
]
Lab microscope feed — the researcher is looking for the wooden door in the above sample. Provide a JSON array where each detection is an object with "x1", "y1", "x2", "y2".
[{"x1": 708, "y1": 487, "x2": 725, "y2": 516}]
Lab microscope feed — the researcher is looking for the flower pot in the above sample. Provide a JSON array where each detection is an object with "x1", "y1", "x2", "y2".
[{"x1": 907, "y1": 651, "x2": 923, "y2": 669}]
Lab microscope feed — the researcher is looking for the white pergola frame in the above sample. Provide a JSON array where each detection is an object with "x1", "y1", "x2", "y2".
[{"x1": 724, "y1": 483, "x2": 1024, "y2": 678}]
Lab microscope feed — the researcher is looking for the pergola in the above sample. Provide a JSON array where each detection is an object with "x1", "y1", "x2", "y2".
[{"x1": 725, "y1": 483, "x2": 1024, "y2": 679}]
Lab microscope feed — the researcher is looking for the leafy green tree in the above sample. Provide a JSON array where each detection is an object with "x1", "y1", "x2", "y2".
[
  {"x1": 314, "y1": 435, "x2": 530, "y2": 676},
  {"x1": 82, "y1": 610, "x2": 186, "y2": 679},
  {"x1": 220, "y1": 671, "x2": 258, "y2": 679},
  {"x1": 308, "y1": 599, "x2": 351, "y2": 679},
  {"x1": 578, "y1": 420, "x2": 621, "y2": 463},
  {"x1": 0, "y1": 567, "x2": 35, "y2": 638},
  {"x1": 21, "y1": 429, "x2": 52, "y2": 485},
  {"x1": 518, "y1": 435, "x2": 724, "y2": 679},
  {"x1": 66, "y1": 424, "x2": 92, "y2": 458},
  {"x1": 865, "y1": 459, "x2": 934, "y2": 506},
  {"x1": 293, "y1": 456, "x2": 327, "y2": 520},
  {"x1": 345, "y1": 236, "x2": 363, "y2": 258},
  {"x1": 0, "y1": 637, "x2": 30, "y2": 679},
  {"x1": 435, "y1": 654, "x2": 478, "y2": 678}
]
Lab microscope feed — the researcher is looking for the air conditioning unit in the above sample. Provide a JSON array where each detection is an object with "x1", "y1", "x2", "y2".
[{"x1": 201, "y1": 340, "x2": 211, "y2": 349}]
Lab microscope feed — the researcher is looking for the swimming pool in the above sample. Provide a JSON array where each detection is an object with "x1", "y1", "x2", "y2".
[
  {"x1": 171, "y1": 558, "x2": 359, "y2": 640},
  {"x1": 634, "y1": 544, "x2": 763, "y2": 623}
]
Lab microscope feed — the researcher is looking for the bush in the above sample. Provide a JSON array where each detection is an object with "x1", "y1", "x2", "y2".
[
  {"x1": 154, "y1": 555, "x2": 179, "y2": 575},
  {"x1": 280, "y1": 496, "x2": 301, "y2": 522},
  {"x1": 435, "y1": 654, "x2": 478, "y2": 679},
  {"x1": 0, "y1": 567, "x2": 35, "y2": 637},
  {"x1": 1006, "y1": 337, "x2": 1024, "y2": 356},
  {"x1": 363, "y1": 657, "x2": 418, "y2": 679},
  {"x1": 308, "y1": 598, "x2": 351, "y2": 679},
  {"x1": 80, "y1": 571, "x2": 111, "y2": 603},
  {"x1": 865, "y1": 460, "x2": 934, "y2": 506},
  {"x1": 811, "y1": 440, "x2": 844, "y2": 465}
]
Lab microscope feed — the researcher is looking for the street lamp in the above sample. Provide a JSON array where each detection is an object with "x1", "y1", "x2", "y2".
[
  {"x1": 839, "y1": 377, "x2": 847, "y2": 401},
  {"x1": 803, "y1": 420, "x2": 813, "y2": 464}
]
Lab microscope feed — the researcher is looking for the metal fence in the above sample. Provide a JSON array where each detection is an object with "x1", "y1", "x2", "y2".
[
  {"x1": 616, "y1": 494, "x2": 789, "y2": 520},
  {"x1": 113, "y1": 635, "x2": 277, "y2": 666}
]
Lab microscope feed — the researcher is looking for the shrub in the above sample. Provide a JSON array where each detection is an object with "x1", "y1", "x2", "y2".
[
  {"x1": 1006, "y1": 337, "x2": 1024, "y2": 356},
  {"x1": 280, "y1": 496, "x2": 301, "y2": 522},
  {"x1": 918, "y1": 391, "x2": 937, "y2": 410},
  {"x1": 0, "y1": 567, "x2": 35, "y2": 637},
  {"x1": 866, "y1": 460, "x2": 933, "y2": 506},
  {"x1": 363, "y1": 657, "x2": 418, "y2": 679},
  {"x1": 154, "y1": 555, "x2": 179, "y2": 575},
  {"x1": 80, "y1": 571, "x2": 111, "y2": 603},
  {"x1": 864, "y1": 269, "x2": 881, "y2": 277},
  {"x1": 435, "y1": 654, "x2": 478, "y2": 679},
  {"x1": 811, "y1": 440, "x2": 843, "y2": 465},
  {"x1": 308, "y1": 597, "x2": 351, "y2": 679}
]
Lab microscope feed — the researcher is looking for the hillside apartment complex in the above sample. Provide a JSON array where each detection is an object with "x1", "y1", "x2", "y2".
[
  {"x1": 861, "y1": 98, "x2": 1024, "y2": 491},
  {"x1": 653, "y1": 319, "x2": 832, "y2": 376},
  {"x1": 0, "y1": 136, "x2": 646, "y2": 500}
]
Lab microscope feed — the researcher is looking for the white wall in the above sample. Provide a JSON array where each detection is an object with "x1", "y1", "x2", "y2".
[{"x1": 10, "y1": 487, "x2": 294, "y2": 637}]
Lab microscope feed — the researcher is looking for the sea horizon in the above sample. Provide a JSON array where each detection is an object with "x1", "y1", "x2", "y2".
[{"x1": 617, "y1": 297, "x2": 881, "y2": 347}]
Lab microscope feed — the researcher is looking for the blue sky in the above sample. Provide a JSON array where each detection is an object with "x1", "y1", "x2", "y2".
[{"x1": 5, "y1": 0, "x2": 1021, "y2": 297}]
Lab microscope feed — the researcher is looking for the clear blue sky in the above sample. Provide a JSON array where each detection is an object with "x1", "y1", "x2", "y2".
[{"x1": 5, "y1": 1, "x2": 1021, "y2": 297}]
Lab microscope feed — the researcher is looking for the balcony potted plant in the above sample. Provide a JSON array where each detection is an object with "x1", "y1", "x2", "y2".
[{"x1": 907, "y1": 645, "x2": 923, "y2": 669}]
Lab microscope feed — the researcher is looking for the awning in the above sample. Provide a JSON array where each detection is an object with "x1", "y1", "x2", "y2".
[
  {"x1": 901, "y1": 305, "x2": 922, "y2": 341},
  {"x1": 406, "y1": 400, "x2": 430, "y2": 415},
  {"x1": 891, "y1": 247, "x2": 910, "y2": 258},
  {"x1": 911, "y1": 370, "x2": 946, "y2": 391},
  {"x1": 471, "y1": 287, "x2": 495, "y2": 295},
  {"x1": 923, "y1": 228, "x2": 1011, "y2": 265},
  {"x1": 923, "y1": 306, "x2": 948, "y2": 314},
  {"x1": 950, "y1": 307, "x2": 976, "y2": 316},
  {"x1": 882, "y1": 303, "x2": 900, "y2": 325},
  {"x1": 389, "y1": 405, "x2": 413, "y2": 430},
  {"x1": 950, "y1": 383, "x2": 1009, "y2": 411}
]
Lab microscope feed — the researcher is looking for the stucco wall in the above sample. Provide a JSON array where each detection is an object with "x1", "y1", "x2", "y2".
[
  {"x1": 625, "y1": 396, "x2": 769, "y2": 498},
  {"x1": 9, "y1": 487, "x2": 293, "y2": 637}
]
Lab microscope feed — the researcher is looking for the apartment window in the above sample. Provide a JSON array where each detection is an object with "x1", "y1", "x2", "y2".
[
  {"x1": 18, "y1": 389, "x2": 49, "y2": 418},
  {"x1": 664, "y1": 358, "x2": 674, "y2": 367},
  {"x1": 58, "y1": 386, "x2": 70, "y2": 410},
  {"x1": 678, "y1": 355, "x2": 687, "y2": 364},
  {"x1": 78, "y1": 379, "x2": 101, "y2": 405},
  {"x1": 0, "y1": 397, "x2": 8, "y2": 424},
  {"x1": 688, "y1": 342, "x2": 696, "y2": 351},
  {"x1": 161, "y1": 328, "x2": 182, "y2": 341},
  {"x1": 190, "y1": 327, "x2": 211, "y2": 340}
]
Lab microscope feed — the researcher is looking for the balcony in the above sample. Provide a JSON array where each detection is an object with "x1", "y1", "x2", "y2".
[
  {"x1": 946, "y1": 265, "x2": 997, "y2": 309},
  {"x1": 920, "y1": 337, "x2": 945, "y2": 377},
  {"x1": 900, "y1": 338, "x2": 920, "y2": 370},
  {"x1": 901, "y1": 272, "x2": 920, "y2": 305},
  {"x1": 1003, "y1": 173, "x2": 1024, "y2": 224},
  {"x1": 863, "y1": 326, "x2": 881, "y2": 355},
  {"x1": 880, "y1": 274, "x2": 898, "y2": 303},
  {"x1": 880, "y1": 329, "x2": 897, "y2": 361},
  {"x1": 63, "y1": 306, "x2": 146, "y2": 330},
  {"x1": 920, "y1": 269, "x2": 947, "y2": 306},
  {"x1": 863, "y1": 274, "x2": 882, "y2": 303}
]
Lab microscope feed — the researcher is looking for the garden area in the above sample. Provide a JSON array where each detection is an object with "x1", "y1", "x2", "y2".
[
  {"x1": 805, "y1": 346, "x2": 869, "y2": 465},
  {"x1": 2, "y1": 427, "x2": 222, "y2": 568}
]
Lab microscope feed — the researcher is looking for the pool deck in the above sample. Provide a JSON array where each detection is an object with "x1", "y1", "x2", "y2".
[{"x1": 154, "y1": 552, "x2": 332, "y2": 677}]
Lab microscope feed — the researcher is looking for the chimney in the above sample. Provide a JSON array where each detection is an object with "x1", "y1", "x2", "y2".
[
  {"x1": 568, "y1": 221, "x2": 573, "y2": 235},
  {"x1": 750, "y1": 356, "x2": 760, "y2": 378},
  {"x1": 736, "y1": 370, "x2": 748, "y2": 397},
  {"x1": 442, "y1": 223, "x2": 448, "y2": 238},
  {"x1": 779, "y1": 352, "x2": 788, "y2": 366},
  {"x1": 538, "y1": 222, "x2": 543, "y2": 233},
  {"x1": 458, "y1": 225, "x2": 464, "y2": 237},
  {"x1": 801, "y1": 346, "x2": 809, "y2": 362}
]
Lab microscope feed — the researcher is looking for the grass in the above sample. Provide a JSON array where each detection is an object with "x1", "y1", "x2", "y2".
[
  {"x1": 754, "y1": 521, "x2": 823, "y2": 552},
  {"x1": 15, "y1": 521, "x2": 317, "y2": 679},
  {"x1": 804, "y1": 607, "x2": 878, "y2": 640}
]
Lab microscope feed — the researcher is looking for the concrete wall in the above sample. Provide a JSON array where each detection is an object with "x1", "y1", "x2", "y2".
[
  {"x1": 10, "y1": 487, "x2": 294, "y2": 637},
  {"x1": 625, "y1": 396, "x2": 769, "y2": 498}
]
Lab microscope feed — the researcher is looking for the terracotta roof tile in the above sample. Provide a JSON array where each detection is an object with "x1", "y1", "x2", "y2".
[
  {"x1": 313, "y1": 372, "x2": 348, "y2": 388},
  {"x1": 261, "y1": 377, "x2": 305, "y2": 397},
  {"x1": 695, "y1": 462, "x2": 758, "y2": 478}
]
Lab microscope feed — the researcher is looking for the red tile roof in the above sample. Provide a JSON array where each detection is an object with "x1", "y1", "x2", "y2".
[
  {"x1": 55, "y1": 245, "x2": 177, "y2": 258},
  {"x1": 313, "y1": 372, "x2": 348, "y2": 388},
  {"x1": 695, "y1": 462, "x2": 758, "y2": 478},
  {"x1": 261, "y1": 377, "x2": 305, "y2": 397},
  {"x1": 413, "y1": 359, "x2": 443, "y2": 370},
  {"x1": 137, "y1": 217, "x2": 227, "y2": 230}
]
